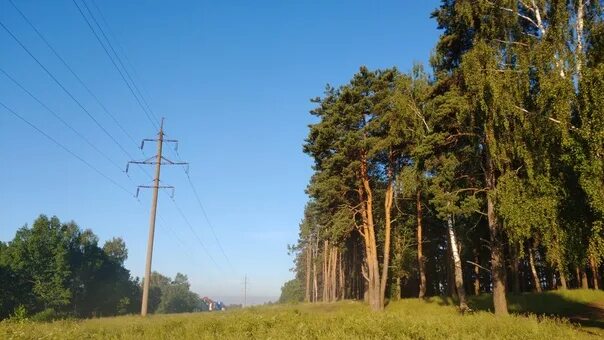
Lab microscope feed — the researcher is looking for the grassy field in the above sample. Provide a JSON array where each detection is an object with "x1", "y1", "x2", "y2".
[{"x1": 2, "y1": 290, "x2": 603, "y2": 339}]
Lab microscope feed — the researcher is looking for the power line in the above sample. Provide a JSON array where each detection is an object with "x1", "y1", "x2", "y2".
[
  {"x1": 166, "y1": 144, "x2": 234, "y2": 271},
  {"x1": 72, "y1": 0, "x2": 163, "y2": 177},
  {"x1": 0, "y1": 19, "x2": 137, "y2": 162},
  {"x1": 87, "y1": 0, "x2": 157, "y2": 123},
  {"x1": 131, "y1": 124, "x2": 228, "y2": 270},
  {"x1": 156, "y1": 212, "x2": 201, "y2": 265},
  {"x1": 80, "y1": 0, "x2": 156, "y2": 121},
  {"x1": 2, "y1": 99, "x2": 194, "y2": 274},
  {"x1": 2, "y1": 11, "x2": 204, "y2": 290},
  {"x1": 71, "y1": 0, "x2": 159, "y2": 130},
  {"x1": 129, "y1": 121, "x2": 222, "y2": 274},
  {"x1": 7, "y1": 0, "x2": 140, "y2": 148},
  {"x1": 0, "y1": 13, "x2": 153, "y2": 181},
  {"x1": 87, "y1": 2, "x2": 229, "y2": 270},
  {"x1": 168, "y1": 193, "x2": 222, "y2": 272},
  {"x1": 130, "y1": 120, "x2": 222, "y2": 314},
  {"x1": 0, "y1": 101, "x2": 133, "y2": 197},
  {"x1": 4, "y1": 101, "x2": 202, "y2": 288},
  {"x1": 85, "y1": 0, "x2": 161, "y2": 165},
  {"x1": 185, "y1": 171, "x2": 234, "y2": 271},
  {"x1": 0, "y1": 67, "x2": 124, "y2": 173},
  {"x1": 36, "y1": 0, "x2": 224, "y2": 277},
  {"x1": 4, "y1": 101, "x2": 207, "y2": 303},
  {"x1": 0, "y1": 65, "x2": 145, "y2": 194}
]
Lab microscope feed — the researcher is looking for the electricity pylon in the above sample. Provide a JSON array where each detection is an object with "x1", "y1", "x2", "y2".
[{"x1": 127, "y1": 118, "x2": 188, "y2": 316}]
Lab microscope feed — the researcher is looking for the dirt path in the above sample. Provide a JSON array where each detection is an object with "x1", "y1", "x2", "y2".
[
  {"x1": 568, "y1": 302, "x2": 604, "y2": 337},
  {"x1": 585, "y1": 303, "x2": 604, "y2": 319},
  {"x1": 574, "y1": 302, "x2": 604, "y2": 321}
]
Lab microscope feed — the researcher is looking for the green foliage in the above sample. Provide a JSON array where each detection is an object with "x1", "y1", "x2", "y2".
[
  {"x1": 30, "y1": 309, "x2": 58, "y2": 322},
  {"x1": 0, "y1": 216, "x2": 203, "y2": 320},
  {"x1": 389, "y1": 222, "x2": 416, "y2": 284},
  {"x1": 278, "y1": 279, "x2": 304, "y2": 304},
  {"x1": 147, "y1": 272, "x2": 202, "y2": 314},
  {"x1": 9, "y1": 305, "x2": 27, "y2": 323},
  {"x1": 0, "y1": 215, "x2": 141, "y2": 320},
  {"x1": 497, "y1": 173, "x2": 560, "y2": 245},
  {"x1": 103, "y1": 237, "x2": 128, "y2": 265},
  {"x1": 295, "y1": 0, "x2": 604, "y2": 313},
  {"x1": 117, "y1": 298, "x2": 131, "y2": 316}
]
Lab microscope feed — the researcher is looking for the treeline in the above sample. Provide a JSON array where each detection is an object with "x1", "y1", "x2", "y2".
[
  {"x1": 0, "y1": 215, "x2": 202, "y2": 320},
  {"x1": 288, "y1": 0, "x2": 604, "y2": 314},
  {"x1": 145, "y1": 271, "x2": 206, "y2": 314}
]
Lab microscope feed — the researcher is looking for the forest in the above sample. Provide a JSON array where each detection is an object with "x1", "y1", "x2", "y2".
[
  {"x1": 0, "y1": 215, "x2": 204, "y2": 320},
  {"x1": 285, "y1": 0, "x2": 604, "y2": 314}
]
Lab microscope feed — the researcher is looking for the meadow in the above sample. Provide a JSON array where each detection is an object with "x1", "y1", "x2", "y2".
[{"x1": 2, "y1": 290, "x2": 603, "y2": 339}]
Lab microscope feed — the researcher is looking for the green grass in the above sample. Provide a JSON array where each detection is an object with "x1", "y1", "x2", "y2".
[{"x1": 2, "y1": 290, "x2": 603, "y2": 339}]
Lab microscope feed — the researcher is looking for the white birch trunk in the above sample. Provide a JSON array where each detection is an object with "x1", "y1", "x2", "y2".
[
  {"x1": 576, "y1": 0, "x2": 584, "y2": 77},
  {"x1": 447, "y1": 215, "x2": 469, "y2": 311}
]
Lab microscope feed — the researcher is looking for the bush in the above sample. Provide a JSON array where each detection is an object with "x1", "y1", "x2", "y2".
[
  {"x1": 117, "y1": 297, "x2": 130, "y2": 315},
  {"x1": 30, "y1": 309, "x2": 57, "y2": 322},
  {"x1": 8, "y1": 305, "x2": 27, "y2": 322}
]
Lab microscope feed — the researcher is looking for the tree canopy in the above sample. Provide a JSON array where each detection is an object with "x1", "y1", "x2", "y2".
[
  {"x1": 0, "y1": 215, "x2": 204, "y2": 320},
  {"x1": 288, "y1": 0, "x2": 604, "y2": 313}
]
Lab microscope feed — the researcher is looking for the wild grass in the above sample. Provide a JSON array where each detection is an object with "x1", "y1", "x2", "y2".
[{"x1": 2, "y1": 290, "x2": 603, "y2": 339}]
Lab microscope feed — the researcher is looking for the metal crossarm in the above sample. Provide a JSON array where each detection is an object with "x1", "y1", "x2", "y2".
[
  {"x1": 136, "y1": 185, "x2": 175, "y2": 198},
  {"x1": 141, "y1": 138, "x2": 179, "y2": 150},
  {"x1": 126, "y1": 157, "x2": 188, "y2": 173}
]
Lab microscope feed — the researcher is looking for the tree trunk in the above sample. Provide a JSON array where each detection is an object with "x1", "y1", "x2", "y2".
[
  {"x1": 447, "y1": 215, "x2": 469, "y2": 311},
  {"x1": 511, "y1": 245, "x2": 520, "y2": 294},
  {"x1": 474, "y1": 251, "x2": 481, "y2": 295},
  {"x1": 417, "y1": 189, "x2": 427, "y2": 299},
  {"x1": 589, "y1": 257, "x2": 599, "y2": 290},
  {"x1": 559, "y1": 270, "x2": 568, "y2": 290},
  {"x1": 312, "y1": 260, "x2": 317, "y2": 302},
  {"x1": 528, "y1": 242, "x2": 542, "y2": 293},
  {"x1": 332, "y1": 247, "x2": 338, "y2": 301},
  {"x1": 486, "y1": 157, "x2": 508, "y2": 315},
  {"x1": 581, "y1": 267, "x2": 589, "y2": 289},
  {"x1": 339, "y1": 250, "x2": 344, "y2": 300},
  {"x1": 360, "y1": 154, "x2": 382, "y2": 311},
  {"x1": 323, "y1": 240, "x2": 329, "y2": 301},
  {"x1": 380, "y1": 155, "x2": 394, "y2": 307},
  {"x1": 360, "y1": 192, "x2": 378, "y2": 308},
  {"x1": 351, "y1": 240, "x2": 357, "y2": 300},
  {"x1": 576, "y1": 0, "x2": 585, "y2": 77},
  {"x1": 305, "y1": 240, "x2": 312, "y2": 302},
  {"x1": 395, "y1": 277, "x2": 402, "y2": 300},
  {"x1": 549, "y1": 269, "x2": 556, "y2": 291},
  {"x1": 447, "y1": 243, "x2": 457, "y2": 299}
]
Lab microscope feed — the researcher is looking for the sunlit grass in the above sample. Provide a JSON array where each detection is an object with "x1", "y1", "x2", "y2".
[{"x1": 2, "y1": 290, "x2": 603, "y2": 339}]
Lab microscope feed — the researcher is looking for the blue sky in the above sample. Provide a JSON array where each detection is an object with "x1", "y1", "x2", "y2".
[{"x1": 0, "y1": 0, "x2": 441, "y2": 304}]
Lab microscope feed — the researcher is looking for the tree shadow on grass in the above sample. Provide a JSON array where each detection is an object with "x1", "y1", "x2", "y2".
[
  {"x1": 467, "y1": 291, "x2": 604, "y2": 331},
  {"x1": 425, "y1": 296, "x2": 457, "y2": 307}
]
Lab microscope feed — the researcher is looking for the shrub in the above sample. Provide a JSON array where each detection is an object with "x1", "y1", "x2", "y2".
[
  {"x1": 30, "y1": 308, "x2": 57, "y2": 322},
  {"x1": 8, "y1": 305, "x2": 27, "y2": 322}
]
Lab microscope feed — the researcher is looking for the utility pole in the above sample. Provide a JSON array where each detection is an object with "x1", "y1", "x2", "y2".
[
  {"x1": 140, "y1": 118, "x2": 162, "y2": 317},
  {"x1": 127, "y1": 118, "x2": 188, "y2": 316},
  {"x1": 244, "y1": 274, "x2": 247, "y2": 308}
]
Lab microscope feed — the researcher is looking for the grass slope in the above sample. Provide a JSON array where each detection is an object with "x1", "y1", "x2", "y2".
[{"x1": 2, "y1": 290, "x2": 603, "y2": 339}]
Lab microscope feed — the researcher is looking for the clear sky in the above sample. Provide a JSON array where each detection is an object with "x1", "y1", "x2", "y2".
[{"x1": 0, "y1": 0, "x2": 441, "y2": 305}]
